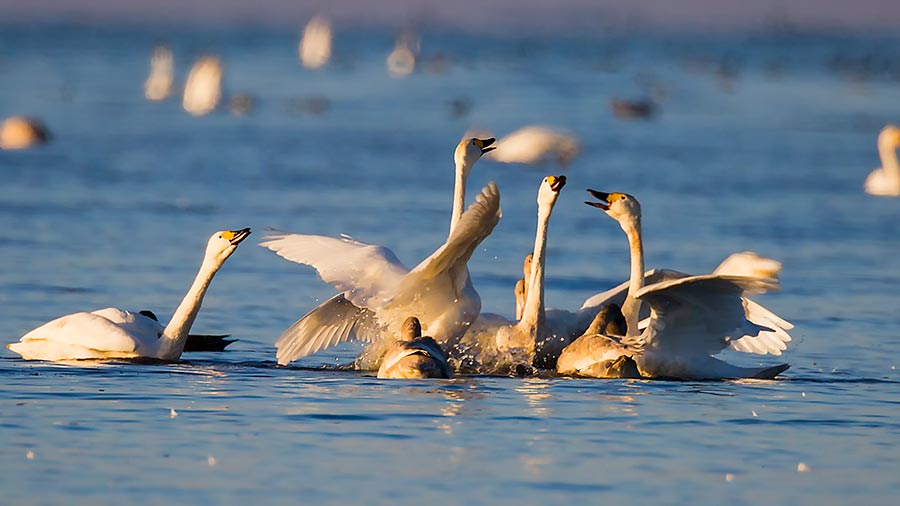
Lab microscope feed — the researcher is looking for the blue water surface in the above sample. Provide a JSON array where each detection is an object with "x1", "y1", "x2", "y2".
[{"x1": 1, "y1": 24, "x2": 899, "y2": 505}]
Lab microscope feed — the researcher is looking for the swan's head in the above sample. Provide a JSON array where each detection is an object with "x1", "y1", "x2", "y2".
[
  {"x1": 879, "y1": 125, "x2": 900, "y2": 150},
  {"x1": 523, "y1": 253, "x2": 534, "y2": 278},
  {"x1": 205, "y1": 228, "x2": 252, "y2": 263},
  {"x1": 537, "y1": 175, "x2": 566, "y2": 207},
  {"x1": 402, "y1": 316, "x2": 423, "y2": 340},
  {"x1": 585, "y1": 189, "x2": 641, "y2": 227},
  {"x1": 455, "y1": 137, "x2": 496, "y2": 172}
]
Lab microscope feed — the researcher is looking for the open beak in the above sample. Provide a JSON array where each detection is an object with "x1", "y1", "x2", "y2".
[
  {"x1": 585, "y1": 189, "x2": 611, "y2": 210},
  {"x1": 548, "y1": 175, "x2": 566, "y2": 192},
  {"x1": 475, "y1": 137, "x2": 496, "y2": 154},
  {"x1": 227, "y1": 228, "x2": 252, "y2": 245}
]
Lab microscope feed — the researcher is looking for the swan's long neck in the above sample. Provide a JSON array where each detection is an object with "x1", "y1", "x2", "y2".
[
  {"x1": 621, "y1": 217, "x2": 644, "y2": 337},
  {"x1": 517, "y1": 203, "x2": 552, "y2": 339},
  {"x1": 158, "y1": 255, "x2": 223, "y2": 360},
  {"x1": 449, "y1": 161, "x2": 469, "y2": 235},
  {"x1": 878, "y1": 140, "x2": 900, "y2": 189}
]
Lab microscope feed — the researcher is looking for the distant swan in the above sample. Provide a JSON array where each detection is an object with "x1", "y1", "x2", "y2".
[
  {"x1": 144, "y1": 45, "x2": 174, "y2": 101},
  {"x1": 183, "y1": 56, "x2": 223, "y2": 116},
  {"x1": 460, "y1": 176, "x2": 566, "y2": 371},
  {"x1": 557, "y1": 190, "x2": 790, "y2": 380},
  {"x1": 377, "y1": 317, "x2": 452, "y2": 379},
  {"x1": 486, "y1": 126, "x2": 580, "y2": 167},
  {"x1": 864, "y1": 125, "x2": 900, "y2": 197},
  {"x1": 1, "y1": 116, "x2": 50, "y2": 150},
  {"x1": 299, "y1": 16, "x2": 332, "y2": 69},
  {"x1": 261, "y1": 138, "x2": 497, "y2": 368},
  {"x1": 8, "y1": 229, "x2": 251, "y2": 361}
]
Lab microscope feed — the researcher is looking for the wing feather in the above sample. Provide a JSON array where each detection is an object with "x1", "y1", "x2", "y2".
[{"x1": 260, "y1": 231, "x2": 409, "y2": 308}]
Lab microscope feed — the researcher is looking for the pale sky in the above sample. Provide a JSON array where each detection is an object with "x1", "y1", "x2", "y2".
[{"x1": 1, "y1": 0, "x2": 899, "y2": 32}]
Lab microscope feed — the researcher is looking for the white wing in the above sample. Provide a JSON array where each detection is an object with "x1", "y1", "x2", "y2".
[
  {"x1": 260, "y1": 231, "x2": 409, "y2": 308},
  {"x1": 635, "y1": 275, "x2": 780, "y2": 356},
  {"x1": 388, "y1": 181, "x2": 501, "y2": 304},
  {"x1": 579, "y1": 269, "x2": 688, "y2": 311},
  {"x1": 275, "y1": 293, "x2": 382, "y2": 365}
]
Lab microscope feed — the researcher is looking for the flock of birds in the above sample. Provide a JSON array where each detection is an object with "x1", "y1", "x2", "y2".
[
  {"x1": 10, "y1": 136, "x2": 801, "y2": 381},
  {"x1": 5, "y1": 19, "x2": 900, "y2": 382}
]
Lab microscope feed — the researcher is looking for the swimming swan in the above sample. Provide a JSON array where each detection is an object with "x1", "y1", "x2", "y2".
[
  {"x1": 377, "y1": 317, "x2": 452, "y2": 379},
  {"x1": 261, "y1": 180, "x2": 501, "y2": 369},
  {"x1": 864, "y1": 125, "x2": 900, "y2": 197},
  {"x1": 460, "y1": 176, "x2": 566, "y2": 371},
  {"x1": 557, "y1": 191, "x2": 789, "y2": 380},
  {"x1": 8, "y1": 228, "x2": 251, "y2": 361}
]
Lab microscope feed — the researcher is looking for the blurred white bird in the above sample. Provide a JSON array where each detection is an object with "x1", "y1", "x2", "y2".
[
  {"x1": 144, "y1": 45, "x2": 174, "y2": 101},
  {"x1": 864, "y1": 125, "x2": 900, "y2": 197},
  {"x1": 299, "y1": 16, "x2": 332, "y2": 69},
  {"x1": 487, "y1": 126, "x2": 580, "y2": 167},
  {"x1": 183, "y1": 56, "x2": 223, "y2": 116}
]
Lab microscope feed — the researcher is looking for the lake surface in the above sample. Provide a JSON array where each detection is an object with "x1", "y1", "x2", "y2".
[{"x1": 1, "y1": 24, "x2": 899, "y2": 504}]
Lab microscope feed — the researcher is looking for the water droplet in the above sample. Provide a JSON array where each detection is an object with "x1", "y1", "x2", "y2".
[
  {"x1": 25, "y1": 451, "x2": 35, "y2": 460},
  {"x1": 801, "y1": 392, "x2": 806, "y2": 397},
  {"x1": 751, "y1": 410, "x2": 758, "y2": 417},
  {"x1": 170, "y1": 408, "x2": 178, "y2": 419},
  {"x1": 207, "y1": 455, "x2": 217, "y2": 466},
  {"x1": 797, "y1": 462, "x2": 810, "y2": 473},
  {"x1": 725, "y1": 473, "x2": 735, "y2": 482}
]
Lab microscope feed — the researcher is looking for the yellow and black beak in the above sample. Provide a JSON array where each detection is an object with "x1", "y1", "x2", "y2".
[
  {"x1": 547, "y1": 175, "x2": 566, "y2": 192},
  {"x1": 473, "y1": 137, "x2": 496, "y2": 154},
  {"x1": 222, "y1": 228, "x2": 252, "y2": 245},
  {"x1": 585, "y1": 189, "x2": 611, "y2": 210}
]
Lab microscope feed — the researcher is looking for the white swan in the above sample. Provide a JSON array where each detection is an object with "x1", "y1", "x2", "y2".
[
  {"x1": 262, "y1": 182, "x2": 500, "y2": 369},
  {"x1": 144, "y1": 45, "x2": 174, "y2": 101},
  {"x1": 864, "y1": 125, "x2": 900, "y2": 197},
  {"x1": 261, "y1": 137, "x2": 495, "y2": 367},
  {"x1": 8, "y1": 228, "x2": 251, "y2": 361},
  {"x1": 183, "y1": 56, "x2": 223, "y2": 116},
  {"x1": 557, "y1": 191, "x2": 790, "y2": 380},
  {"x1": 460, "y1": 176, "x2": 566, "y2": 371},
  {"x1": 486, "y1": 126, "x2": 580, "y2": 167},
  {"x1": 377, "y1": 317, "x2": 452, "y2": 379},
  {"x1": 299, "y1": 16, "x2": 332, "y2": 70}
]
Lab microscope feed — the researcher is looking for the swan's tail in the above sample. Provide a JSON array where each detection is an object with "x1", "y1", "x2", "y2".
[
  {"x1": 751, "y1": 363, "x2": 790, "y2": 379},
  {"x1": 184, "y1": 334, "x2": 236, "y2": 352}
]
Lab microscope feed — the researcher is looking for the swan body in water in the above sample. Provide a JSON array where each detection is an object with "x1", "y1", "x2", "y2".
[
  {"x1": 183, "y1": 56, "x2": 223, "y2": 116},
  {"x1": 299, "y1": 16, "x2": 332, "y2": 70},
  {"x1": 557, "y1": 190, "x2": 790, "y2": 380},
  {"x1": 8, "y1": 229, "x2": 251, "y2": 361},
  {"x1": 486, "y1": 126, "x2": 580, "y2": 167},
  {"x1": 377, "y1": 317, "x2": 452, "y2": 379},
  {"x1": 459, "y1": 176, "x2": 566, "y2": 372},
  {"x1": 864, "y1": 125, "x2": 900, "y2": 197},
  {"x1": 557, "y1": 303, "x2": 641, "y2": 379},
  {"x1": 262, "y1": 138, "x2": 499, "y2": 368}
]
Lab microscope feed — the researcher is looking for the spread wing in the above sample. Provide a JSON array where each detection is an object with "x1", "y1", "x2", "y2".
[
  {"x1": 259, "y1": 231, "x2": 409, "y2": 308},
  {"x1": 390, "y1": 181, "x2": 501, "y2": 300},
  {"x1": 579, "y1": 269, "x2": 689, "y2": 311},
  {"x1": 274, "y1": 293, "x2": 383, "y2": 365},
  {"x1": 635, "y1": 275, "x2": 780, "y2": 356}
]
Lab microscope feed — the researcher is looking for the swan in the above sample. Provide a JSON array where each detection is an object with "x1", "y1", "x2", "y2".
[
  {"x1": 299, "y1": 16, "x2": 332, "y2": 70},
  {"x1": 513, "y1": 253, "x2": 533, "y2": 320},
  {"x1": 864, "y1": 125, "x2": 900, "y2": 197},
  {"x1": 1, "y1": 116, "x2": 50, "y2": 150},
  {"x1": 261, "y1": 178, "x2": 500, "y2": 369},
  {"x1": 8, "y1": 228, "x2": 251, "y2": 361},
  {"x1": 486, "y1": 126, "x2": 580, "y2": 167},
  {"x1": 183, "y1": 56, "x2": 223, "y2": 116},
  {"x1": 557, "y1": 303, "x2": 641, "y2": 379},
  {"x1": 261, "y1": 137, "x2": 495, "y2": 367},
  {"x1": 459, "y1": 176, "x2": 566, "y2": 371},
  {"x1": 144, "y1": 45, "x2": 174, "y2": 101},
  {"x1": 557, "y1": 190, "x2": 790, "y2": 380},
  {"x1": 377, "y1": 317, "x2": 452, "y2": 379}
]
